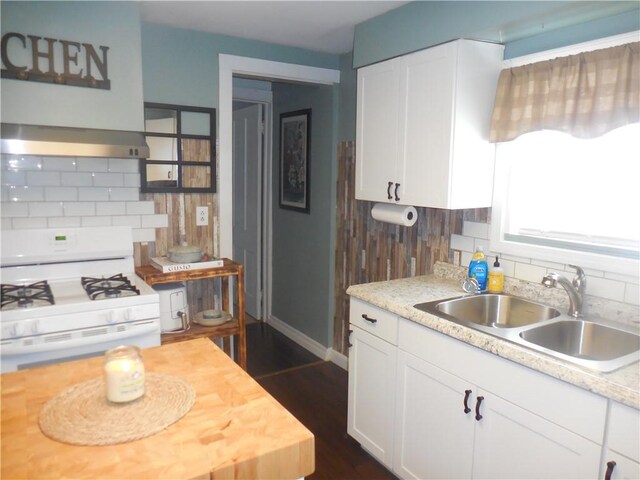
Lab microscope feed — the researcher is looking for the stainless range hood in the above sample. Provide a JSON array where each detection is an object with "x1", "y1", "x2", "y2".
[{"x1": 0, "y1": 123, "x2": 150, "y2": 159}]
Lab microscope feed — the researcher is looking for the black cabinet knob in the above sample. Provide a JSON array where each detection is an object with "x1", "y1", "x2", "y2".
[
  {"x1": 463, "y1": 389, "x2": 472, "y2": 414},
  {"x1": 605, "y1": 460, "x2": 616, "y2": 480},
  {"x1": 475, "y1": 396, "x2": 484, "y2": 421},
  {"x1": 361, "y1": 313, "x2": 377, "y2": 324},
  {"x1": 394, "y1": 183, "x2": 400, "y2": 201},
  {"x1": 387, "y1": 181, "x2": 393, "y2": 200}
]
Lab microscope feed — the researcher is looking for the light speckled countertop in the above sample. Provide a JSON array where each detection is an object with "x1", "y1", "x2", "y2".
[{"x1": 347, "y1": 272, "x2": 640, "y2": 410}]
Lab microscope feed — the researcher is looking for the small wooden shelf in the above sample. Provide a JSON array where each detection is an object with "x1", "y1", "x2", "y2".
[{"x1": 135, "y1": 259, "x2": 246, "y2": 370}]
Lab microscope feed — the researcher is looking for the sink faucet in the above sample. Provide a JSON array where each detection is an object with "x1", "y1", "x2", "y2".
[
  {"x1": 462, "y1": 277, "x2": 481, "y2": 294},
  {"x1": 541, "y1": 265, "x2": 586, "y2": 318}
]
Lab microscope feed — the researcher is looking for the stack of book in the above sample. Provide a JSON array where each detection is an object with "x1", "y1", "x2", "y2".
[{"x1": 150, "y1": 256, "x2": 224, "y2": 273}]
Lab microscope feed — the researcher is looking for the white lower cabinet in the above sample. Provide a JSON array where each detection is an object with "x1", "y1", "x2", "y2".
[
  {"x1": 471, "y1": 391, "x2": 601, "y2": 479},
  {"x1": 602, "y1": 401, "x2": 640, "y2": 480},
  {"x1": 394, "y1": 350, "x2": 475, "y2": 479},
  {"x1": 394, "y1": 350, "x2": 601, "y2": 480},
  {"x1": 347, "y1": 299, "x2": 399, "y2": 468},
  {"x1": 602, "y1": 452, "x2": 640, "y2": 480},
  {"x1": 347, "y1": 298, "x2": 636, "y2": 480}
]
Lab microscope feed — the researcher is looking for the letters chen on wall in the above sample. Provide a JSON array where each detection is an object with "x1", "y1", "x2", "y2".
[{"x1": 1, "y1": 32, "x2": 110, "y2": 90}]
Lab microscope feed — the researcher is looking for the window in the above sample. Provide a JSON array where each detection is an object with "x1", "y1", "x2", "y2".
[
  {"x1": 489, "y1": 33, "x2": 639, "y2": 276},
  {"x1": 141, "y1": 103, "x2": 216, "y2": 193},
  {"x1": 490, "y1": 123, "x2": 640, "y2": 275}
]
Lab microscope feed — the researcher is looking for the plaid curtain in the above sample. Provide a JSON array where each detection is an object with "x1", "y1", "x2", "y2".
[{"x1": 490, "y1": 42, "x2": 640, "y2": 142}]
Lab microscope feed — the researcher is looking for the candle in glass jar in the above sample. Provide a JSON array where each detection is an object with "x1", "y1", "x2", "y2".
[{"x1": 104, "y1": 346, "x2": 145, "y2": 403}]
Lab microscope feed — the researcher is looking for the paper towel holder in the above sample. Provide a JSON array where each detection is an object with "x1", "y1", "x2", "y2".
[{"x1": 370, "y1": 203, "x2": 418, "y2": 227}]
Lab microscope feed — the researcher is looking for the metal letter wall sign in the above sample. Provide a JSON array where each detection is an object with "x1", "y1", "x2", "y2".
[{"x1": 1, "y1": 32, "x2": 111, "y2": 90}]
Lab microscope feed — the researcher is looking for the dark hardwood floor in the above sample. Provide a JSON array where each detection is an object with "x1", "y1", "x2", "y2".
[
  {"x1": 234, "y1": 321, "x2": 398, "y2": 480},
  {"x1": 240, "y1": 320, "x2": 324, "y2": 378}
]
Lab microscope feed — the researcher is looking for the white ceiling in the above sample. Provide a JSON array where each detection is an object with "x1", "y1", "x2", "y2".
[{"x1": 138, "y1": 1, "x2": 410, "y2": 55}]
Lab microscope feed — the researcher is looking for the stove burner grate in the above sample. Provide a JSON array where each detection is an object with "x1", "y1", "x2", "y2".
[
  {"x1": 1, "y1": 281, "x2": 55, "y2": 309},
  {"x1": 81, "y1": 274, "x2": 140, "y2": 300}
]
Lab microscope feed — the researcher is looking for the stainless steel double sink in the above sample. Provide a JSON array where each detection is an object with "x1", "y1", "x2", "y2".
[{"x1": 414, "y1": 294, "x2": 640, "y2": 372}]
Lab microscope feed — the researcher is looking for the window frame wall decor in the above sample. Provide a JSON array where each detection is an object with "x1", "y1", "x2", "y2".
[
  {"x1": 141, "y1": 102, "x2": 216, "y2": 194},
  {"x1": 279, "y1": 109, "x2": 311, "y2": 213}
]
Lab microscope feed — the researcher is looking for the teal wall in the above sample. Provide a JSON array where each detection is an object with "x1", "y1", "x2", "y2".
[
  {"x1": 272, "y1": 82, "x2": 336, "y2": 346},
  {"x1": 140, "y1": 22, "x2": 339, "y2": 109},
  {"x1": 0, "y1": 1, "x2": 145, "y2": 130},
  {"x1": 141, "y1": 23, "x2": 341, "y2": 347},
  {"x1": 504, "y1": 10, "x2": 640, "y2": 58},
  {"x1": 353, "y1": 1, "x2": 640, "y2": 67},
  {"x1": 337, "y1": 52, "x2": 357, "y2": 142},
  {"x1": 338, "y1": 1, "x2": 640, "y2": 140}
]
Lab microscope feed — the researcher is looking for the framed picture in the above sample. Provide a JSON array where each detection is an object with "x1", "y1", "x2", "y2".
[{"x1": 279, "y1": 109, "x2": 311, "y2": 213}]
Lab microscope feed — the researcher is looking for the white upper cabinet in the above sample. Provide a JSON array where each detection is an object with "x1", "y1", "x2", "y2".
[
  {"x1": 356, "y1": 57, "x2": 404, "y2": 203},
  {"x1": 356, "y1": 39, "x2": 504, "y2": 209}
]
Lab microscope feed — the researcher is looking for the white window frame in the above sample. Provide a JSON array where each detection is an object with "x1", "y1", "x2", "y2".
[{"x1": 489, "y1": 31, "x2": 640, "y2": 277}]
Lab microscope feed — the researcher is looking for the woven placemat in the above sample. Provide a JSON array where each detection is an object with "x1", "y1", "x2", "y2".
[{"x1": 39, "y1": 372, "x2": 195, "y2": 446}]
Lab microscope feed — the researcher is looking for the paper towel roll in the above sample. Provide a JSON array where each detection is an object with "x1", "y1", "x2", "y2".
[{"x1": 371, "y1": 203, "x2": 418, "y2": 227}]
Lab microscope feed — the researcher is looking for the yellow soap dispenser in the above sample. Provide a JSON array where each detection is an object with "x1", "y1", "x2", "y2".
[{"x1": 488, "y1": 256, "x2": 504, "y2": 294}]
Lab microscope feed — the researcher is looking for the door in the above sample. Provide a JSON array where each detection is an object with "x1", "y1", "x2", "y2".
[
  {"x1": 355, "y1": 58, "x2": 402, "y2": 203},
  {"x1": 472, "y1": 390, "x2": 601, "y2": 479},
  {"x1": 347, "y1": 325, "x2": 397, "y2": 468},
  {"x1": 394, "y1": 350, "x2": 475, "y2": 479},
  {"x1": 232, "y1": 104, "x2": 263, "y2": 319},
  {"x1": 400, "y1": 44, "x2": 455, "y2": 208}
]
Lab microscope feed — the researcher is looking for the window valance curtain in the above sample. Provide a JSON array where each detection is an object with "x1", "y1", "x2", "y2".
[{"x1": 490, "y1": 42, "x2": 639, "y2": 143}]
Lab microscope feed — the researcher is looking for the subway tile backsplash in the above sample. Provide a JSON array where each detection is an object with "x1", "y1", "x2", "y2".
[
  {"x1": 1, "y1": 154, "x2": 166, "y2": 243},
  {"x1": 453, "y1": 221, "x2": 640, "y2": 308}
]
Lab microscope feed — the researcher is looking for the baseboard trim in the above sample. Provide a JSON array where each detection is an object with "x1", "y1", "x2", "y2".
[
  {"x1": 328, "y1": 349, "x2": 348, "y2": 370},
  {"x1": 266, "y1": 315, "x2": 348, "y2": 370}
]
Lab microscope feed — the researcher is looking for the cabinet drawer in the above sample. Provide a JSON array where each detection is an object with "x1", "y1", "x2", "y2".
[
  {"x1": 608, "y1": 401, "x2": 640, "y2": 461},
  {"x1": 350, "y1": 298, "x2": 398, "y2": 345}
]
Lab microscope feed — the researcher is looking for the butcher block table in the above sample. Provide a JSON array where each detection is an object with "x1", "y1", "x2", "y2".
[{"x1": 1, "y1": 338, "x2": 315, "y2": 480}]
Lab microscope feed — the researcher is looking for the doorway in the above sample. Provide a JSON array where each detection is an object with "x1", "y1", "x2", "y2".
[{"x1": 220, "y1": 55, "x2": 340, "y2": 340}]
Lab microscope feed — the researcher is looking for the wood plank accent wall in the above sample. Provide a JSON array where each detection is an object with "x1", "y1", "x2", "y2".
[
  {"x1": 134, "y1": 142, "x2": 221, "y2": 315},
  {"x1": 135, "y1": 192, "x2": 220, "y2": 314},
  {"x1": 333, "y1": 141, "x2": 489, "y2": 355}
]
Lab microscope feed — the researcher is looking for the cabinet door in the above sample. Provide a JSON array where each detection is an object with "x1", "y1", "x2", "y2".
[
  {"x1": 347, "y1": 325, "x2": 397, "y2": 468},
  {"x1": 394, "y1": 351, "x2": 475, "y2": 480},
  {"x1": 604, "y1": 401, "x2": 640, "y2": 480},
  {"x1": 601, "y1": 452, "x2": 640, "y2": 480},
  {"x1": 355, "y1": 58, "x2": 402, "y2": 202},
  {"x1": 399, "y1": 42, "x2": 456, "y2": 208},
  {"x1": 472, "y1": 390, "x2": 601, "y2": 479},
  {"x1": 607, "y1": 401, "x2": 640, "y2": 462}
]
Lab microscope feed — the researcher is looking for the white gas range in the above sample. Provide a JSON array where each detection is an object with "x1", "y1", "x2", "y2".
[{"x1": 0, "y1": 226, "x2": 160, "y2": 373}]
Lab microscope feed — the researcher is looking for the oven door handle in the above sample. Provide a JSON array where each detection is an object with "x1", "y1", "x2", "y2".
[{"x1": 0, "y1": 321, "x2": 159, "y2": 356}]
